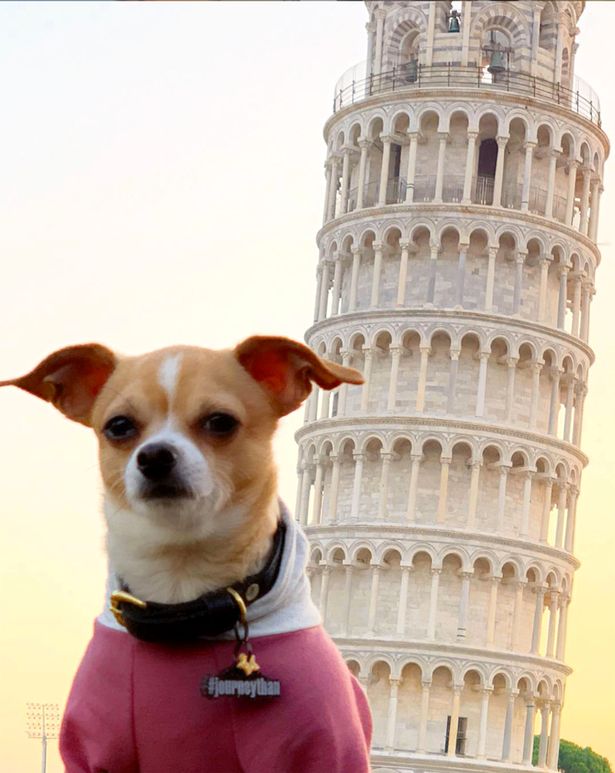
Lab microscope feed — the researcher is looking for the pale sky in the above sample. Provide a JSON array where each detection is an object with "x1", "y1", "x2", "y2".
[{"x1": 0, "y1": 2, "x2": 613, "y2": 771}]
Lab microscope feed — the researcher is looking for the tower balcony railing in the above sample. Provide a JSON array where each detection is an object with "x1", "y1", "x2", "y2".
[
  {"x1": 341, "y1": 174, "x2": 569, "y2": 225},
  {"x1": 332, "y1": 61, "x2": 601, "y2": 126}
]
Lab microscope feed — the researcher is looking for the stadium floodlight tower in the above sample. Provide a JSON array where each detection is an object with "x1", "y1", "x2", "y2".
[{"x1": 295, "y1": 2, "x2": 607, "y2": 771}]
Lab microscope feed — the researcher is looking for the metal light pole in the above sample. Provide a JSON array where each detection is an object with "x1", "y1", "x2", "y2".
[{"x1": 26, "y1": 703, "x2": 60, "y2": 773}]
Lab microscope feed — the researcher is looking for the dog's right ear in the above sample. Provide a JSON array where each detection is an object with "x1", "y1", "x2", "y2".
[{"x1": 0, "y1": 344, "x2": 117, "y2": 426}]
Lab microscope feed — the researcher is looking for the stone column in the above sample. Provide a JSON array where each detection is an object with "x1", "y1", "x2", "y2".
[
  {"x1": 319, "y1": 385, "x2": 331, "y2": 420},
  {"x1": 330, "y1": 255, "x2": 343, "y2": 317},
  {"x1": 326, "y1": 157, "x2": 339, "y2": 221},
  {"x1": 447, "y1": 349, "x2": 460, "y2": 413},
  {"x1": 338, "y1": 350, "x2": 351, "y2": 415},
  {"x1": 340, "y1": 148, "x2": 351, "y2": 214},
  {"x1": 386, "y1": 678, "x2": 406, "y2": 750},
  {"x1": 565, "y1": 159, "x2": 578, "y2": 226},
  {"x1": 396, "y1": 566, "x2": 411, "y2": 635},
  {"x1": 436, "y1": 456, "x2": 451, "y2": 524},
  {"x1": 556, "y1": 595, "x2": 570, "y2": 660},
  {"x1": 557, "y1": 264, "x2": 569, "y2": 330},
  {"x1": 484, "y1": 246, "x2": 497, "y2": 311},
  {"x1": 546, "y1": 590, "x2": 559, "y2": 657},
  {"x1": 461, "y1": 0, "x2": 472, "y2": 64},
  {"x1": 548, "y1": 367, "x2": 561, "y2": 435},
  {"x1": 538, "y1": 255, "x2": 552, "y2": 324},
  {"x1": 360, "y1": 347, "x2": 373, "y2": 412},
  {"x1": 513, "y1": 252, "x2": 526, "y2": 314},
  {"x1": 349, "y1": 246, "x2": 361, "y2": 311},
  {"x1": 434, "y1": 132, "x2": 448, "y2": 203},
  {"x1": 447, "y1": 686, "x2": 462, "y2": 756},
  {"x1": 511, "y1": 580, "x2": 525, "y2": 651},
  {"x1": 538, "y1": 703, "x2": 551, "y2": 767},
  {"x1": 555, "y1": 483, "x2": 568, "y2": 548},
  {"x1": 342, "y1": 564, "x2": 353, "y2": 635},
  {"x1": 588, "y1": 179, "x2": 602, "y2": 241},
  {"x1": 328, "y1": 454, "x2": 341, "y2": 523},
  {"x1": 378, "y1": 451, "x2": 393, "y2": 518},
  {"x1": 565, "y1": 487, "x2": 578, "y2": 552},
  {"x1": 313, "y1": 264, "x2": 323, "y2": 323},
  {"x1": 506, "y1": 357, "x2": 518, "y2": 422},
  {"x1": 396, "y1": 241, "x2": 410, "y2": 306},
  {"x1": 554, "y1": 15, "x2": 564, "y2": 80},
  {"x1": 492, "y1": 135, "x2": 509, "y2": 208},
  {"x1": 317, "y1": 260, "x2": 331, "y2": 322},
  {"x1": 311, "y1": 457, "x2": 324, "y2": 526},
  {"x1": 496, "y1": 465, "x2": 509, "y2": 533},
  {"x1": 531, "y1": 585, "x2": 546, "y2": 655},
  {"x1": 406, "y1": 454, "x2": 422, "y2": 522},
  {"x1": 427, "y1": 568, "x2": 441, "y2": 639},
  {"x1": 385, "y1": 677, "x2": 401, "y2": 750},
  {"x1": 456, "y1": 571, "x2": 472, "y2": 640},
  {"x1": 370, "y1": 241, "x2": 384, "y2": 307},
  {"x1": 405, "y1": 132, "x2": 418, "y2": 203},
  {"x1": 300, "y1": 463, "x2": 314, "y2": 526},
  {"x1": 417, "y1": 681, "x2": 431, "y2": 753},
  {"x1": 475, "y1": 351, "x2": 490, "y2": 416},
  {"x1": 477, "y1": 688, "x2": 492, "y2": 759},
  {"x1": 373, "y1": 8, "x2": 385, "y2": 75},
  {"x1": 319, "y1": 565, "x2": 330, "y2": 621},
  {"x1": 387, "y1": 346, "x2": 401, "y2": 410},
  {"x1": 467, "y1": 461, "x2": 481, "y2": 531},
  {"x1": 522, "y1": 697, "x2": 537, "y2": 765},
  {"x1": 415, "y1": 346, "x2": 431, "y2": 412},
  {"x1": 367, "y1": 564, "x2": 380, "y2": 634},
  {"x1": 521, "y1": 141, "x2": 535, "y2": 211},
  {"x1": 501, "y1": 689, "x2": 518, "y2": 762},
  {"x1": 456, "y1": 242, "x2": 468, "y2": 307},
  {"x1": 579, "y1": 167, "x2": 591, "y2": 235},
  {"x1": 547, "y1": 704, "x2": 562, "y2": 770},
  {"x1": 520, "y1": 470, "x2": 533, "y2": 538},
  {"x1": 571, "y1": 272, "x2": 583, "y2": 337},
  {"x1": 563, "y1": 376, "x2": 575, "y2": 442},
  {"x1": 356, "y1": 139, "x2": 369, "y2": 209},
  {"x1": 529, "y1": 360, "x2": 543, "y2": 430},
  {"x1": 322, "y1": 161, "x2": 333, "y2": 224},
  {"x1": 572, "y1": 383, "x2": 587, "y2": 446},
  {"x1": 486, "y1": 576, "x2": 500, "y2": 647},
  {"x1": 462, "y1": 131, "x2": 478, "y2": 204},
  {"x1": 351, "y1": 452, "x2": 364, "y2": 519},
  {"x1": 545, "y1": 149, "x2": 559, "y2": 219},
  {"x1": 580, "y1": 282, "x2": 593, "y2": 342},
  {"x1": 425, "y1": 0, "x2": 436, "y2": 65},
  {"x1": 540, "y1": 477, "x2": 554, "y2": 543},
  {"x1": 426, "y1": 243, "x2": 439, "y2": 305},
  {"x1": 378, "y1": 136, "x2": 392, "y2": 207}
]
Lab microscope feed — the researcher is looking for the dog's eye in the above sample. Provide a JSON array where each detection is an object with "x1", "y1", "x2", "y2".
[
  {"x1": 103, "y1": 415, "x2": 138, "y2": 441},
  {"x1": 201, "y1": 412, "x2": 239, "y2": 437}
]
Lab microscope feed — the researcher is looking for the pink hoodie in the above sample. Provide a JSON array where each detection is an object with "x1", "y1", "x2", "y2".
[{"x1": 60, "y1": 620, "x2": 372, "y2": 772}]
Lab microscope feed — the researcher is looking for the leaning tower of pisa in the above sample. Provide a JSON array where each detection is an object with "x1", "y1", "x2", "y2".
[{"x1": 295, "y1": 2, "x2": 607, "y2": 771}]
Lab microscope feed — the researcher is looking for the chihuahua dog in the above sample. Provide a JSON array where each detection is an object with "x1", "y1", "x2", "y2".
[{"x1": 1, "y1": 336, "x2": 372, "y2": 773}]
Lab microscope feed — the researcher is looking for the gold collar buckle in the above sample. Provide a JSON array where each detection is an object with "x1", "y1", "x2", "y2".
[{"x1": 110, "y1": 590, "x2": 147, "y2": 628}]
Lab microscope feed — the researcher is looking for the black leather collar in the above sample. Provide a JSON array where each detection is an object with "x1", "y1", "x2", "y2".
[{"x1": 109, "y1": 519, "x2": 287, "y2": 643}]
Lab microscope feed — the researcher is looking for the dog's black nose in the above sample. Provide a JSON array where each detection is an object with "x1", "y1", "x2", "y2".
[{"x1": 137, "y1": 443, "x2": 178, "y2": 481}]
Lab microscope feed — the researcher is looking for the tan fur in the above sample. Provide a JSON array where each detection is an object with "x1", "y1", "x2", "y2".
[{"x1": 1, "y1": 338, "x2": 363, "y2": 604}]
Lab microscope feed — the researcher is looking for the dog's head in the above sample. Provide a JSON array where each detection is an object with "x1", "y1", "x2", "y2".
[{"x1": 1, "y1": 337, "x2": 363, "y2": 540}]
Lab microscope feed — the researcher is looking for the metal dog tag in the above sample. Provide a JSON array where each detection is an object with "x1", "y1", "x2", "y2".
[{"x1": 200, "y1": 607, "x2": 281, "y2": 700}]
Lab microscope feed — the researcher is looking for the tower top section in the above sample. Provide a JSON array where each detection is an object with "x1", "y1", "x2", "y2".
[{"x1": 360, "y1": 1, "x2": 585, "y2": 92}]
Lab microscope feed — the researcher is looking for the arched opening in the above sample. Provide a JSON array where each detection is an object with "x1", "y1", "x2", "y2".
[
  {"x1": 474, "y1": 113, "x2": 498, "y2": 205},
  {"x1": 481, "y1": 27, "x2": 513, "y2": 84}
]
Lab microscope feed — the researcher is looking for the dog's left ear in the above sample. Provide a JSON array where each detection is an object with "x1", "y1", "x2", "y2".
[
  {"x1": 235, "y1": 336, "x2": 364, "y2": 417},
  {"x1": 0, "y1": 343, "x2": 117, "y2": 426}
]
